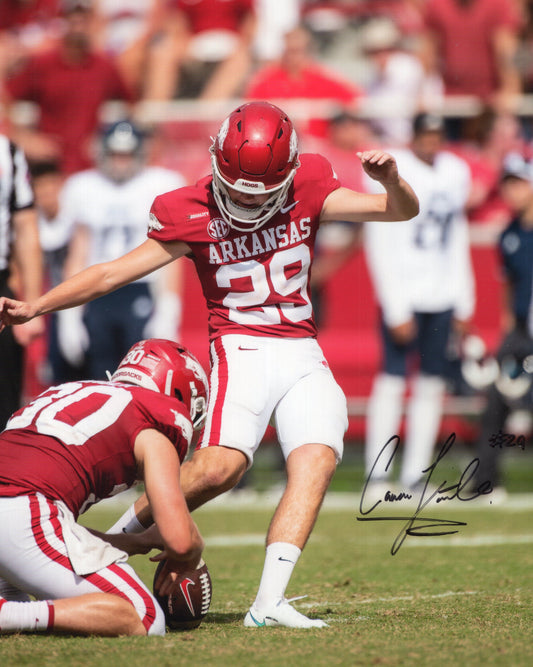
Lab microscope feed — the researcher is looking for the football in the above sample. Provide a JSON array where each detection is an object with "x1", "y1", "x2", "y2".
[{"x1": 153, "y1": 559, "x2": 212, "y2": 630}]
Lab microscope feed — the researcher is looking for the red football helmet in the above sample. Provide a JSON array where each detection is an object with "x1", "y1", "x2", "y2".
[
  {"x1": 210, "y1": 101, "x2": 300, "y2": 231},
  {"x1": 110, "y1": 339, "x2": 209, "y2": 430}
]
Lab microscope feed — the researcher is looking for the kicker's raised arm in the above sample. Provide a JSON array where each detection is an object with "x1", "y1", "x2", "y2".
[{"x1": 320, "y1": 150, "x2": 419, "y2": 224}]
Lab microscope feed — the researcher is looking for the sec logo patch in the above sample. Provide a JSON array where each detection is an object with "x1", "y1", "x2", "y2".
[{"x1": 207, "y1": 218, "x2": 230, "y2": 240}]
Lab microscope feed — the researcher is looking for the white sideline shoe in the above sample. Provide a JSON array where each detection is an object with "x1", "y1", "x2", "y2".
[{"x1": 243, "y1": 597, "x2": 328, "y2": 628}]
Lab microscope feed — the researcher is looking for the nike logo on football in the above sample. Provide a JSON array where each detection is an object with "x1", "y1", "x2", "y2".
[
  {"x1": 180, "y1": 577, "x2": 196, "y2": 616},
  {"x1": 238, "y1": 346, "x2": 258, "y2": 351},
  {"x1": 280, "y1": 200, "x2": 298, "y2": 214}
]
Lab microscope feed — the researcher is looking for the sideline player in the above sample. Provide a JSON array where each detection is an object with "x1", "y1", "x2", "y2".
[
  {"x1": 57, "y1": 119, "x2": 185, "y2": 376},
  {"x1": 0, "y1": 134, "x2": 43, "y2": 429},
  {"x1": 0, "y1": 101, "x2": 419, "y2": 628},
  {"x1": 0, "y1": 339, "x2": 208, "y2": 636},
  {"x1": 364, "y1": 112, "x2": 475, "y2": 491}
]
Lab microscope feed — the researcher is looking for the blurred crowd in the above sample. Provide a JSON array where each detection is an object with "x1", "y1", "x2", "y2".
[
  {"x1": 1, "y1": 0, "x2": 533, "y2": 492},
  {"x1": 2, "y1": 0, "x2": 533, "y2": 177}
]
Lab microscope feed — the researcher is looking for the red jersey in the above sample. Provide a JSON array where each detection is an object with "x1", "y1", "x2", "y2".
[
  {"x1": 172, "y1": 0, "x2": 254, "y2": 34},
  {"x1": 0, "y1": 382, "x2": 191, "y2": 516},
  {"x1": 5, "y1": 48, "x2": 134, "y2": 174},
  {"x1": 148, "y1": 153, "x2": 341, "y2": 340}
]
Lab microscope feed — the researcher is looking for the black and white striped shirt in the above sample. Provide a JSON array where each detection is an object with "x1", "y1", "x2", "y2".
[{"x1": 0, "y1": 135, "x2": 35, "y2": 272}]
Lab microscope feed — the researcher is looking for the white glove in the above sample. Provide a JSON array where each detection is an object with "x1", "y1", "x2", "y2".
[
  {"x1": 57, "y1": 306, "x2": 89, "y2": 367},
  {"x1": 143, "y1": 292, "x2": 182, "y2": 341}
]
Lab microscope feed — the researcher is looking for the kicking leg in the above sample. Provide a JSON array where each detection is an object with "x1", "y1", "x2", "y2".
[{"x1": 244, "y1": 443, "x2": 337, "y2": 629}]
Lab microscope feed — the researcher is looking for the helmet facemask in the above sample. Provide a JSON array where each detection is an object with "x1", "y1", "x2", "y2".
[
  {"x1": 188, "y1": 383, "x2": 208, "y2": 430},
  {"x1": 210, "y1": 146, "x2": 298, "y2": 232}
]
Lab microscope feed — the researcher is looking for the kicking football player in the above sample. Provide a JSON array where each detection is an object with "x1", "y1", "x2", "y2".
[
  {"x1": 0, "y1": 101, "x2": 419, "y2": 628},
  {"x1": 0, "y1": 339, "x2": 208, "y2": 636}
]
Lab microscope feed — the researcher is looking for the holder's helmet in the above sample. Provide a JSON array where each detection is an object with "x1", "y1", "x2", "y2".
[{"x1": 110, "y1": 339, "x2": 209, "y2": 430}]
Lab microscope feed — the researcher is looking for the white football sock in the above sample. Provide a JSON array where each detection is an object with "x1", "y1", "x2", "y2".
[
  {"x1": 253, "y1": 542, "x2": 302, "y2": 609},
  {"x1": 0, "y1": 599, "x2": 54, "y2": 633},
  {"x1": 401, "y1": 374, "x2": 446, "y2": 488},
  {"x1": 106, "y1": 504, "x2": 144, "y2": 534},
  {"x1": 365, "y1": 373, "x2": 406, "y2": 479}
]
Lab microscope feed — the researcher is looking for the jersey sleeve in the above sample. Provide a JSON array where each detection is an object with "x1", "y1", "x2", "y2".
[
  {"x1": 148, "y1": 191, "x2": 186, "y2": 242},
  {"x1": 305, "y1": 153, "x2": 341, "y2": 192},
  {"x1": 296, "y1": 153, "x2": 341, "y2": 212},
  {"x1": 131, "y1": 390, "x2": 193, "y2": 462}
]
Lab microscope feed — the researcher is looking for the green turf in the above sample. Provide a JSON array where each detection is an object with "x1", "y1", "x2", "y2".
[{"x1": 1, "y1": 443, "x2": 532, "y2": 666}]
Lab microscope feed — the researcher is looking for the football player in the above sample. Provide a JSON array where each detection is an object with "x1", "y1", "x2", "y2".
[
  {"x1": 0, "y1": 101, "x2": 419, "y2": 628},
  {"x1": 364, "y1": 112, "x2": 475, "y2": 491},
  {"x1": 0, "y1": 339, "x2": 208, "y2": 636},
  {"x1": 57, "y1": 119, "x2": 185, "y2": 377}
]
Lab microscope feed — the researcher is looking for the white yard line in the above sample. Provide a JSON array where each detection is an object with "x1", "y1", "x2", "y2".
[
  {"x1": 295, "y1": 590, "x2": 480, "y2": 609},
  {"x1": 204, "y1": 531, "x2": 533, "y2": 549},
  {"x1": 196, "y1": 490, "x2": 533, "y2": 512},
  {"x1": 205, "y1": 534, "x2": 265, "y2": 547},
  {"x1": 403, "y1": 533, "x2": 533, "y2": 548},
  {"x1": 88, "y1": 489, "x2": 533, "y2": 514}
]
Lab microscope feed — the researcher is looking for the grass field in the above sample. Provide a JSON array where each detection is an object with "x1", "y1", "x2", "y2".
[{"x1": 1, "y1": 442, "x2": 532, "y2": 666}]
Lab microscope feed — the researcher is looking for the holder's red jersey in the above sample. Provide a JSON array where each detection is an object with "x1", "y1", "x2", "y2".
[
  {"x1": 148, "y1": 153, "x2": 341, "y2": 340},
  {"x1": 0, "y1": 381, "x2": 192, "y2": 516}
]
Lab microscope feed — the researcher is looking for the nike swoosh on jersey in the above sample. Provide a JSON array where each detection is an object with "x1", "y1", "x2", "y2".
[{"x1": 280, "y1": 201, "x2": 299, "y2": 214}]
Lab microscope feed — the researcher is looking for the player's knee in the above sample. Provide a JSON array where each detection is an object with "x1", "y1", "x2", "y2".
[
  {"x1": 288, "y1": 443, "x2": 338, "y2": 478},
  {"x1": 117, "y1": 600, "x2": 148, "y2": 636},
  {"x1": 204, "y1": 457, "x2": 247, "y2": 491},
  {"x1": 192, "y1": 447, "x2": 248, "y2": 492},
  {"x1": 81, "y1": 593, "x2": 148, "y2": 636}
]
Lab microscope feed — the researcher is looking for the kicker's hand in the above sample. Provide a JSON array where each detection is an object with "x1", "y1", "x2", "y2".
[
  {"x1": 0, "y1": 297, "x2": 36, "y2": 332},
  {"x1": 357, "y1": 150, "x2": 400, "y2": 185}
]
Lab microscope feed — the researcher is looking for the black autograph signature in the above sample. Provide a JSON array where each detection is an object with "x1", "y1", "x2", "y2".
[{"x1": 357, "y1": 434, "x2": 493, "y2": 555}]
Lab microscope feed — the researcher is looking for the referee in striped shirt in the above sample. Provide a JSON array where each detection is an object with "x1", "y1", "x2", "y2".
[{"x1": 0, "y1": 135, "x2": 43, "y2": 428}]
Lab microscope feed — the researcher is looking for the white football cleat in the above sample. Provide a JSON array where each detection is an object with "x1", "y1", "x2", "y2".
[{"x1": 244, "y1": 597, "x2": 328, "y2": 628}]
